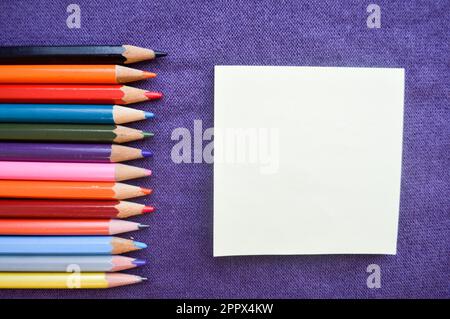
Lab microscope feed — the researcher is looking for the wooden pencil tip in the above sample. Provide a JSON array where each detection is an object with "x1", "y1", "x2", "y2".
[{"x1": 143, "y1": 71, "x2": 157, "y2": 79}]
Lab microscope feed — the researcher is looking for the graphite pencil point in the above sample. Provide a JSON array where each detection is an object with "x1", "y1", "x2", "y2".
[{"x1": 154, "y1": 51, "x2": 167, "y2": 57}]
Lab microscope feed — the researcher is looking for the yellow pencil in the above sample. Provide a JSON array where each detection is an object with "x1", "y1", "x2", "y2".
[{"x1": 0, "y1": 272, "x2": 146, "y2": 289}]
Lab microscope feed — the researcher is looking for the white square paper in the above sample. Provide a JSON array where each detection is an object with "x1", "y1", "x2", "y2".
[{"x1": 214, "y1": 66, "x2": 404, "y2": 256}]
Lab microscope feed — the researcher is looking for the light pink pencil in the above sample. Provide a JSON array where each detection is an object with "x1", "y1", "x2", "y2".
[
  {"x1": 0, "y1": 161, "x2": 151, "y2": 182},
  {"x1": 0, "y1": 219, "x2": 149, "y2": 235}
]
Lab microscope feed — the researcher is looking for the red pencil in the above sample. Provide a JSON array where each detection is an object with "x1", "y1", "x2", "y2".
[
  {"x1": 0, "y1": 199, "x2": 154, "y2": 219},
  {"x1": 0, "y1": 84, "x2": 162, "y2": 105}
]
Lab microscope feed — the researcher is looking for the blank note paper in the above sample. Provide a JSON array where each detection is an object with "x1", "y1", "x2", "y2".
[{"x1": 213, "y1": 66, "x2": 404, "y2": 256}]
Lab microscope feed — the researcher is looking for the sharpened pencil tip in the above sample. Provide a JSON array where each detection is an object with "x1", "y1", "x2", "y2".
[
  {"x1": 154, "y1": 51, "x2": 167, "y2": 57},
  {"x1": 142, "y1": 206, "x2": 155, "y2": 213},
  {"x1": 143, "y1": 132, "x2": 154, "y2": 138},
  {"x1": 134, "y1": 241, "x2": 147, "y2": 249},
  {"x1": 145, "y1": 91, "x2": 163, "y2": 100},
  {"x1": 145, "y1": 111, "x2": 155, "y2": 119},
  {"x1": 141, "y1": 187, "x2": 153, "y2": 195},
  {"x1": 145, "y1": 169, "x2": 152, "y2": 176},
  {"x1": 141, "y1": 277, "x2": 148, "y2": 281},
  {"x1": 143, "y1": 71, "x2": 157, "y2": 79},
  {"x1": 141, "y1": 150, "x2": 153, "y2": 158},
  {"x1": 132, "y1": 259, "x2": 147, "y2": 266},
  {"x1": 138, "y1": 224, "x2": 150, "y2": 228}
]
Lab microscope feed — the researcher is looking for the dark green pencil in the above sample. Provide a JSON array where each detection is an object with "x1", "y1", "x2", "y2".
[{"x1": 0, "y1": 124, "x2": 153, "y2": 143}]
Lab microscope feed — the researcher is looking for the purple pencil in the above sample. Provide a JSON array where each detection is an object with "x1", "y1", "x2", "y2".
[{"x1": 0, "y1": 142, "x2": 152, "y2": 163}]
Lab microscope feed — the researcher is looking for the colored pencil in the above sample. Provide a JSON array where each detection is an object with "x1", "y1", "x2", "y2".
[
  {"x1": 0, "y1": 236, "x2": 147, "y2": 255},
  {"x1": 0, "y1": 142, "x2": 152, "y2": 162},
  {"x1": 0, "y1": 104, "x2": 154, "y2": 124},
  {"x1": 0, "y1": 45, "x2": 166, "y2": 64},
  {"x1": 0, "y1": 273, "x2": 146, "y2": 289},
  {"x1": 0, "y1": 199, "x2": 154, "y2": 219},
  {"x1": 0, "y1": 256, "x2": 146, "y2": 272},
  {"x1": 0, "y1": 65, "x2": 156, "y2": 84},
  {"x1": 0, "y1": 162, "x2": 151, "y2": 182},
  {"x1": 0, "y1": 219, "x2": 149, "y2": 235},
  {"x1": 0, "y1": 124, "x2": 153, "y2": 143},
  {"x1": 0, "y1": 84, "x2": 163, "y2": 104},
  {"x1": 0, "y1": 180, "x2": 152, "y2": 200}
]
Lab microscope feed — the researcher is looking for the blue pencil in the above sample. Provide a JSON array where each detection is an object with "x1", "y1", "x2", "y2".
[
  {"x1": 0, "y1": 236, "x2": 147, "y2": 255},
  {"x1": 0, "y1": 104, "x2": 154, "y2": 124}
]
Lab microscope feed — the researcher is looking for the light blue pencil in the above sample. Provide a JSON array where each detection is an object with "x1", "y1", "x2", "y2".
[{"x1": 0, "y1": 236, "x2": 147, "y2": 255}]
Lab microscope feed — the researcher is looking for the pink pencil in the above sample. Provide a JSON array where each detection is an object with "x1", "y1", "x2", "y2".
[
  {"x1": 0, "y1": 219, "x2": 149, "y2": 235},
  {"x1": 0, "y1": 161, "x2": 151, "y2": 182}
]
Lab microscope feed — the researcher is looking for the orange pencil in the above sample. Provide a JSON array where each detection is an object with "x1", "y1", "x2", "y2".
[
  {"x1": 0, "y1": 65, "x2": 156, "y2": 84},
  {"x1": 0, "y1": 219, "x2": 149, "y2": 235},
  {"x1": 0, "y1": 180, "x2": 152, "y2": 200}
]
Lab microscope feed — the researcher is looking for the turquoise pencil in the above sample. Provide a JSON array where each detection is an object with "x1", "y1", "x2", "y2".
[{"x1": 0, "y1": 104, "x2": 154, "y2": 124}]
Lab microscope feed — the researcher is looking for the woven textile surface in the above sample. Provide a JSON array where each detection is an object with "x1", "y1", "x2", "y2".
[{"x1": 0, "y1": 0, "x2": 448, "y2": 298}]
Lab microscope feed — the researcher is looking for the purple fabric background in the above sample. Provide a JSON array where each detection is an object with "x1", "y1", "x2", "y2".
[{"x1": 0, "y1": 0, "x2": 448, "y2": 299}]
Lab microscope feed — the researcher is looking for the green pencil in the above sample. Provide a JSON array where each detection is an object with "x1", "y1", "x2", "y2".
[{"x1": 0, "y1": 124, "x2": 153, "y2": 143}]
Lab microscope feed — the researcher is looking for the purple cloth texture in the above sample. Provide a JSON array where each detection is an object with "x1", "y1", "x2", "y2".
[{"x1": 0, "y1": 0, "x2": 448, "y2": 299}]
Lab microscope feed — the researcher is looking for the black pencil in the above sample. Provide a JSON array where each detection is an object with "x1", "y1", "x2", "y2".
[{"x1": 0, "y1": 45, "x2": 167, "y2": 64}]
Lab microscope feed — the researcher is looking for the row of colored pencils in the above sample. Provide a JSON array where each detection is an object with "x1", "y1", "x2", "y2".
[{"x1": 0, "y1": 44, "x2": 166, "y2": 289}]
